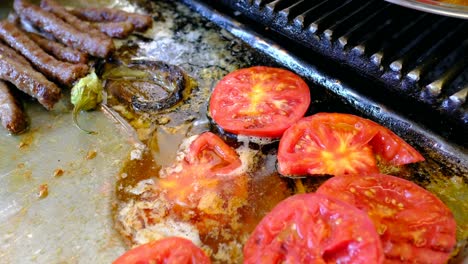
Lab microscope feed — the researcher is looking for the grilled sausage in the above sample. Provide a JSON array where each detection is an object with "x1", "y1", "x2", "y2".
[
  {"x1": 70, "y1": 7, "x2": 153, "y2": 31},
  {"x1": 0, "y1": 80, "x2": 27, "y2": 134},
  {"x1": 13, "y1": 0, "x2": 114, "y2": 58},
  {"x1": 40, "y1": 0, "x2": 113, "y2": 43},
  {"x1": 0, "y1": 54, "x2": 61, "y2": 110},
  {"x1": 0, "y1": 42, "x2": 31, "y2": 66},
  {"x1": 94, "y1": 21, "x2": 135, "y2": 38},
  {"x1": 26, "y1": 32, "x2": 88, "y2": 64},
  {"x1": 0, "y1": 21, "x2": 89, "y2": 85}
]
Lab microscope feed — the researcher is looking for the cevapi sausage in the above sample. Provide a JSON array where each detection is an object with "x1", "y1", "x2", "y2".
[
  {"x1": 26, "y1": 32, "x2": 88, "y2": 64},
  {"x1": 0, "y1": 80, "x2": 27, "y2": 134},
  {"x1": 13, "y1": 0, "x2": 114, "y2": 58},
  {"x1": 40, "y1": 0, "x2": 113, "y2": 43},
  {"x1": 0, "y1": 21, "x2": 89, "y2": 85},
  {"x1": 95, "y1": 21, "x2": 135, "y2": 38},
  {"x1": 70, "y1": 7, "x2": 152, "y2": 31},
  {"x1": 0, "y1": 42, "x2": 31, "y2": 66},
  {"x1": 0, "y1": 54, "x2": 61, "y2": 110}
]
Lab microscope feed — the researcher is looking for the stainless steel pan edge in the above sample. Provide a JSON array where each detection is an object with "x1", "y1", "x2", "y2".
[{"x1": 385, "y1": 0, "x2": 468, "y2": 19}]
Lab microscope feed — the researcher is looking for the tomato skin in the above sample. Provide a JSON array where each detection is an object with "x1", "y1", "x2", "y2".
[
  {"x1": 158, "y1": 132, "x2": 248, "y2": 232},
  {"x1": 370, "y1": 128, "x2": 424, "y2": 166},
  {"x1": 113, "y1": 237, "x2": 211, "y2": 264},
  {"x1": 209, "y1": 66, "x2": 311, "y2": 138},
  {"x1": 159, "y1": 132, "x2": 246, "y2": 206},
  {"x1": 277, "y1": 113, "x2": 424, "y2": 177},
  {"x1": 316, "y1": 174, "x2": 457, "y2": 264},
  {"x1": 186, "y1": 131, "x2": 241, "y2": 175},
  {"x1": 243, "y1": 193, "x2": 384, "y2": 264}
]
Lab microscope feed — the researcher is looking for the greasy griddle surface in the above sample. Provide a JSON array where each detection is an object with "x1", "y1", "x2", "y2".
[
  {"x1": 108, "y1": 1, "x2": 467, "y2": 263},
  {"x1": 0, "y1": 0, "x2": 466, "y2": 263}
]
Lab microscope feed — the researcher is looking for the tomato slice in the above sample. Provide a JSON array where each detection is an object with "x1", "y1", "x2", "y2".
[
  {"x1": 243, "y1": 193, "x2": 384, "y2": 264},
  {"x1": 113, "y1": 237, "x2": 211, "y2": 264},
  {"x1": 277, "y1": 113, "x2": 424, "y2": 177},
  {"x1": 185, "y1": 131, "x2": 241, "y2": 175},
  {"x1": 316, "y1": 174, "x2": 457, "y2": 263},
  {"x1": 158, "y1": 132, "x2": 247, "y2": 221},
  {"x1": 209, "y1": 66, "x2": 311, "y2": 138}
]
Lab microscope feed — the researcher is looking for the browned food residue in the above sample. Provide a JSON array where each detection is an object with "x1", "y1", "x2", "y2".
[
  {"x1": 86, "y1": 149, "x2": 97, "y2": 160},
  {"x1": 37, "y1": 183, "x2": 48, "y2": 199},
  {"x1": 53, "y1": 168, "x2": 64, "y2": 177}
]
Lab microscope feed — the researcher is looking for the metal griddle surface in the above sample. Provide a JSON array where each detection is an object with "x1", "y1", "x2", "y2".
[{"x1": 0, "y1": 0, "x2": 467, "y2": 263}]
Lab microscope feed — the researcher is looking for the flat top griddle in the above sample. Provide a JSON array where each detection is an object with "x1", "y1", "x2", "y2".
[{"x1": 0, "y1": 0, "x2": 467, "y2": 263}]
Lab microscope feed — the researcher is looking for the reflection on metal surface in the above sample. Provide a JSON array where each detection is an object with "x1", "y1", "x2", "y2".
[
  {"x1": 385, "y1": 0, "x2": 468, "y2": 19},
  {"x1": 0, "y1": 103, "x2": 132, "y2": 263}
]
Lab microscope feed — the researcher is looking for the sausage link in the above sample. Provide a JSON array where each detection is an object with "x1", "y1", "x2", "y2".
[
  {"x1": 95, "y1": 21, "x2": 135, "y2": 39},
  {"x1": 26, "y1": 32, "x2": 88, "y2": 64},
  {"x1": 0, "y1": 21, "x2": 89, "y2": 85},
  {"x1": 14, "y1": 0, "x2": 114, "y2": 58},
  {"x1": 0, "y1": 54, "x2": 61, "y2": 110},
  {"x1": 40, "y1": 0, "x2": 113, "y2": 43},
  {"x1": 0, "y1": 80, "x2": 27, "y2": 134},
  {"x1": 0, "y1": 42, "x2": 31, "y2": 66},
  {"x1": 70, "y1": 7, "x2": 153, "y2": 31}
]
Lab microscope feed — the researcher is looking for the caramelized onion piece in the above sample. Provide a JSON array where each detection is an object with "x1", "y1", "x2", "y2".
[{"x1": 104, "y1": 60, "x2": 188, "y2": 112}]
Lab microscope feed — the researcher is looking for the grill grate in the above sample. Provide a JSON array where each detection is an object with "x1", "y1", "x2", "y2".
[{"x1": 206, "y1": 0, "x2": 468, "y2": 144}]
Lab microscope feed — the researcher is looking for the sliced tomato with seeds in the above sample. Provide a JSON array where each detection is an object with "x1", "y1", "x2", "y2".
[
  {"x1": 277, "y1": 113, "x2": 424, "y2": 177},
  {"x1": 113, "y1": 237, "x2": 211, "y2": 264},
  {"x1": 209, "y1": 66, "x2": 311, "y2": 138},
  {"x1": 316, "y1": 174, "x2": 457, "y2": 264},
  {"x1": 243, "y1": 193, "x2": 384, "y2": 264}
]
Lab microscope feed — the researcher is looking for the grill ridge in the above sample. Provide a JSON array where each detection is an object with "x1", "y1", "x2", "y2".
[{"x1": 209, "y1": 0, "x2": 468, "y2": 144}]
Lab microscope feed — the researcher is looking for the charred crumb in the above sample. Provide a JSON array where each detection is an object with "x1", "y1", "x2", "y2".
[
  {"x1": 53, "y1": 168, "x2": 64, "y2": 177},
  {"x1": 37, "y1": 183, "x2": 48, "y2": 199}
]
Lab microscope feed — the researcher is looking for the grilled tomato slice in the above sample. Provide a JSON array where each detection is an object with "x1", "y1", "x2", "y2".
[
  {"x1": 277, "y1": 113, "x2": 424, "y2": 177},
  {"x1": 158, "y1": 132, "x2": 248, "y2": 231},
  {"x1": 209, "y1": 66, "x2": 311, "y2": 138},
  {"x1": 113, "y1": 237, "x2": 211, "y2": 264},
  {"x1": 243, "y1": 193, "x2": 384, "y2": 264},
  {"x1": 317, "y1": 174, "x2": 457, "y2": 264}
]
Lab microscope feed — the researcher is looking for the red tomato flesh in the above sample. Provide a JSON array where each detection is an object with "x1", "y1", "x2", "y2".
[
  {"x1": 277, "y1": 113, "x2": 424, "y2": 177},
  {"x1": 113, "y1": 237, "x2": 211, "y2": 264},
  {"x1": 316, "y1": 174, "x2": 457, "y2": 264},
  {"x1": 243, "y1": 193, "x2": 384, "y2": 264},
  {"x1": 209, "y1": 66, "x2": 311, "y2": 138},
  {"x1": 158, "y1": 132, "x2": 248, "y2": 231},
  {"x1": 159, "y1": 132, "x2": 246, "y2": 206}
]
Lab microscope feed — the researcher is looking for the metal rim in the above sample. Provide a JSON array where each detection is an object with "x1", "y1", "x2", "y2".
[{"x1": 385, "y1": 0, "x2": 468, "y2": 19}]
